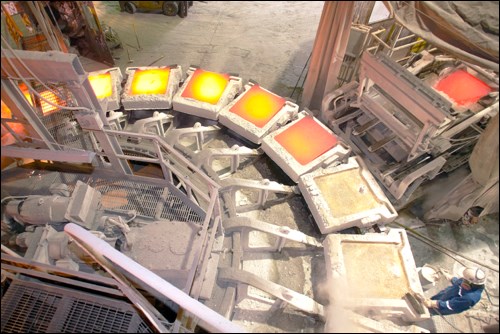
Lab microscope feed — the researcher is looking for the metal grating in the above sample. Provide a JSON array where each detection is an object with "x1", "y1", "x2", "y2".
[
  {"x1": 137, "y1": 321, "x2": 155, "y2": 333},
  {"x1": 27, "y1": 83, "x2": 96, "y2": 151},
  {"x1": 1, "y1": 279, "x2": 153, "y2": 333},
  {"x1": 2, "y1": 167, "x2": 204, "y2": 223},
  {"x1": 93, "y1": 179, "x2": 165, "y2": 217},
  {"x1": 1, "y1": 283, "x2": 61, "y2": 333},
  {"x1": 160, "y1": 192, "x2": 204, "y2": 223},
  {"x1": 30, "y1": 82, "x2": 72, "y2": 117},
  {"x1": 92, "y1": 178, "x2": 203, "y2": 223},
  {"x1": 61, "y1": 300, "x2": 134, "y2": 333},
  {"x1": 43, "y1": 109, "x2": 95, "y2": 151}
]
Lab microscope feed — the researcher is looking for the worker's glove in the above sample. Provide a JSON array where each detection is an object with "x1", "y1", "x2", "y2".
[
  {"x1": 423, "y1": 299, "x2": 438, "y2": 309},
  {"x1": 414, "y1": 293, "x2": 426, "y2": 302}
]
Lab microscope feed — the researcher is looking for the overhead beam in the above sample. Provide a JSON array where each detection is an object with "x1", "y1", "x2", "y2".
[{"x1": 1, "y1": 145, "x2": 96, "y2": 163}]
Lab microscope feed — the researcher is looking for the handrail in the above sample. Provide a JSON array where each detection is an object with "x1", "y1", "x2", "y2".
[
  {"x1": 105, "y1": 129, "x2": 220, "y2": 190},
  {"x1": 64, "y1": 223, "x2": 245, "y2": 333},
  {"x1": 104, "y1": 128, "x2": 223, "y2": 300}
]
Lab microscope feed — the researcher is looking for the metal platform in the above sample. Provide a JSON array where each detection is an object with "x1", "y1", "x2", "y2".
[{"x1": 1, "y1": 279, "x2": 153, "y2": 333}]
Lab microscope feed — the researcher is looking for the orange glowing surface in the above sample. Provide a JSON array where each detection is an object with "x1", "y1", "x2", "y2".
[
  {"x1": 89, "y1": 73, "x2": 113, "y2": 99},
  {"x1": 129, "y1": 68, "x2": 170, "y2": 95},
  {"x1": 1, "y1": 100, "x2": 12, "y2": 119},
  {"x1": 18, "y1": 83, "x2": 33, "y2": 106},
  {"x1": 275, "y1": 116, "x2": 337, "y2": 165},
  {"x1": 435, "y1": 70, "x2": 492, "y2": 106},
  {"x1": 39, "y1": 90, "x2": 60, "y2": 115},
  {"x1": 229, "y1": 85, "x2": 286, "y2": 128},
  {"x1": 1, "y1": 100, "x2": 27, "y2": 137},
  {"x1": 20, "y1": 83, "x2": 59, "y2": 115},
  {"x1": 181, "y1": 69, "x2": 229, "y2": 105}
]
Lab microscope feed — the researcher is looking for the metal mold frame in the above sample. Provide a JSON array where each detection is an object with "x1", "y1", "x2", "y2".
[
  {"x1": 261, "y1": 111, "x2": 350, "y2": 182},
  {"x1": 218, "y1": 83, "x2": 299, "y2": 144},
  {"x1": 87, "y1": 67, "x2": 123, "y2": 112},
  {"x1": 121, "y1": 65, "x2": 183, "y2": 110},
  {"x1": 299, "y1": 156, "x2": 397, "y2": 234},
  {"x1": 323, "y1": 229, "x2": 430, "y2": 322},
  {"x1": 172, "y1": 66, "x2": 243, "y2": 120}
]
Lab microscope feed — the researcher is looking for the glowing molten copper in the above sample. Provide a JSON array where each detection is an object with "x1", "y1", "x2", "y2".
[
  {"x1": 435, "y1": 70, "x2": 492, "y2": 106},
  {"x1": 89, "y1": 73, "x2": 113, "y2": 99},
  {"x1": 275, "y1": 116, "x2": 337, "y2": 165},
  {"x1": 181, "y1": 69, "x2": 229, "y2": 105},
  {"x1": 129, "y1": 68, "x2": 170, "y2": 95},
  {"x1": 229, "y1": 85, "x2": 286, "y2": 128}
]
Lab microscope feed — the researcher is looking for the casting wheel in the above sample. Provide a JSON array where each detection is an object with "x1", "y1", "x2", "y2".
[
  {"x1": 179, "y1": 1, "x2": 188, "y2": 18},
  {"x1": 163, "y1": 1, "x2": 178, "y2": 16},
  {"x1": 125, "y1": 2, "x2": 136, "y2": 14}
]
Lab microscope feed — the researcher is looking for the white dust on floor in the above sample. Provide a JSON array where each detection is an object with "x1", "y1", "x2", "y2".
[
  {"x1": 92, "y1": 1, "x2": 324, "y2": 97},
  {"x1": 394, "y1": 212, "x2": 499, "y2": 333}
]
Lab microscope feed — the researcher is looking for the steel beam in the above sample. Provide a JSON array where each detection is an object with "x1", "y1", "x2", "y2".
[
  {"x1": 219, "y1": 267, "x2": 325, "y2": 319},
  {"x1": 1, "y1": 50, "x2": 85, "y2": 82},
  {"x1": 1, "y1": 145, "x2": 95, "y2": 163}
]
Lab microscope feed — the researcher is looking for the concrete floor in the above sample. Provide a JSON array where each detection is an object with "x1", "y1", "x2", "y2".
[
  {"x1": 71, "y1": 1, "x2": 500, "y2": 332},
  {"x1": 87, "y1": 1, "x2": 325, "y2": 102},
  {"x1": 393, "y1": 211, "x2": 499, "y2": 333}
]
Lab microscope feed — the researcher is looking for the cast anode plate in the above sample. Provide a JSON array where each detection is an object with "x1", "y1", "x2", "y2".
[
  {"x1": 299, "y1": 156, "x2": 397, "y2": 233},
  {"x1": 87, "y1": 67, "x2": 122, "y2": 111},
  {"x1": 172, "y1": 67, "x2": 242, "y2": 120},
  {"x1": 323, "y1": 229, "x2": 430, "y2": 322},
  {"x1": 218, "y1": 83, "x2": 298, "y2": 144},
  {"x1": 261, "y1": 111, "x2": 349, "y2": 182},
  {"x1": 121, "y1": 65, "x2": 182, "y2": 110}
]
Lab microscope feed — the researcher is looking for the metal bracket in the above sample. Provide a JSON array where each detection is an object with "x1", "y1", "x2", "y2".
[
  {"x1": 164, "y1": 122, "x2": 221, "y2": 155},
  {"x1": 222, "y1": 216, "x2": 322, "y2": 252},
  {"x1": 218, "y1": 267, "x2": 325, "y2": 320},
  {"x1": 386, "y1": 156, "x2": 447, "y2": 200},
  {"x1": 220, "y1": 178, "x2": 299, "y2": 213},
  {"x1": 192, "y1": 145, "x2": 263, "y2": 179}
]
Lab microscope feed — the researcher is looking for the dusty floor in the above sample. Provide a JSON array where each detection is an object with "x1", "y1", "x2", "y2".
[
  {"x1": 77, "y1": 1, "x2": 499, "y2": 332},
  {"x1": 393, "y1": 211, "x2": 499, "y2": 333},
  {"x1": 88, "y1": 1, "x2": 325, "y2": 101}
]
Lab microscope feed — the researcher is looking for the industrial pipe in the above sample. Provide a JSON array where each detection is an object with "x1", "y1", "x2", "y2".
[{"x1": 64, "y1": 223, "x2": 246, "y2": 333}]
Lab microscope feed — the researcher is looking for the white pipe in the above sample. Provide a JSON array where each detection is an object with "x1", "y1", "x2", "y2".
[
  {"x1": 64, "y1": 223, "x2": 246, "y2": 333},
  {"x1": 1, "y1": 244, "x2": 22, "y2": 257}
]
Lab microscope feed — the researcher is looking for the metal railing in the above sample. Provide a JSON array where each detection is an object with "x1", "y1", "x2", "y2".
[{"x1": 103, "y1": 129, "x2": 222, "y2": 299}]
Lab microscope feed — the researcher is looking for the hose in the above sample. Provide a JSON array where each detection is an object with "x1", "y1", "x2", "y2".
[{"x1": 392, "y1": 221, "x2": 499, "y2": 273}]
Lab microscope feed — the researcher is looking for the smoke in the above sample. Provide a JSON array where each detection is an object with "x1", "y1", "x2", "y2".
[{"x1": 319, "y1": 276, "x2": 361, "y2": 333}]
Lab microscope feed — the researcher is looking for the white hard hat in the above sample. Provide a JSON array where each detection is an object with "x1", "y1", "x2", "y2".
[{"x1": 458, "y1": 267, "x2": 486, "y2": 285}]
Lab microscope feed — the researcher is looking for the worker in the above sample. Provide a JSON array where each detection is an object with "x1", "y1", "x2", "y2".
[{"x1": 421, "y1": 267, "x2": 486, "y2": 315}]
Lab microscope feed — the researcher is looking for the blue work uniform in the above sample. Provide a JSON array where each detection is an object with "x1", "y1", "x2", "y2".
[{"x1": 430, "y1": 277, "x2": 484, "y2": 315}]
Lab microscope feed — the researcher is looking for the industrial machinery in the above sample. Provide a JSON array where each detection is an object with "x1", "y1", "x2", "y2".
[
  {"x1": 2, "y1": 1, "x2": 498, "y2": 331},
  {"x1": 321, "y1": 51, "x2": 499, "y2": 208},
  {"x1": 119, "y1": 1, "x2": 193, "y2": 18},
  {"x1": 0, "y1": 46, "x2": 443, "y2": 333},
  {"x1": 2, "y1": 20, "x2": 499, "y2": 330}
]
